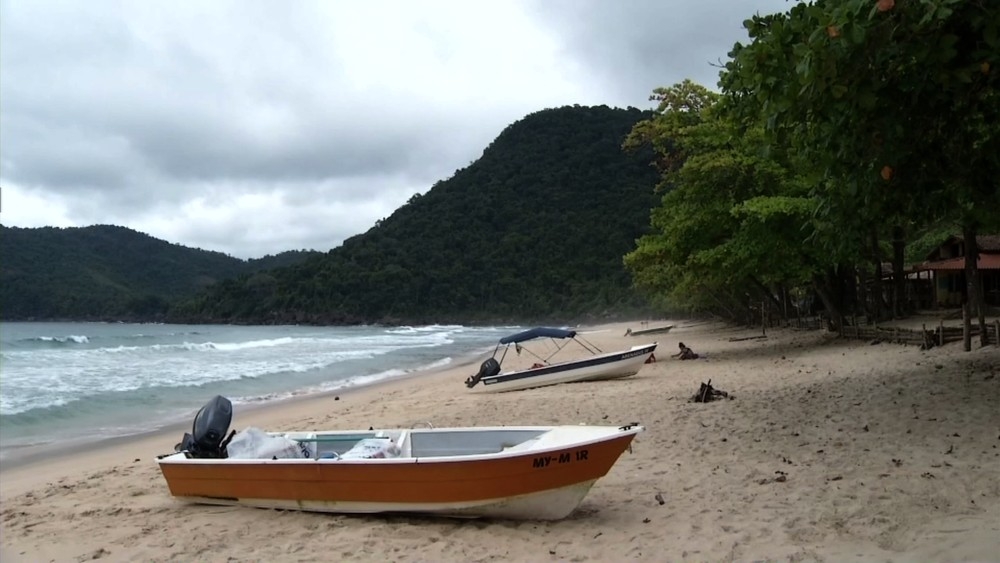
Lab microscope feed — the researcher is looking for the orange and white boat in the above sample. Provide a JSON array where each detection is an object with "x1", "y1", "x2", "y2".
[{"x1": 157, "y1": 398, "x2": 644, "y2": 520}]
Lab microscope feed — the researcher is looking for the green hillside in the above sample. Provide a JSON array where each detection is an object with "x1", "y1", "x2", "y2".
[
  {"x1": 171, "y1": 105, "x2": 661, "y2": 325},
  {"x1": 0, "y1": 225, "x2": 320, "y2": 320}
]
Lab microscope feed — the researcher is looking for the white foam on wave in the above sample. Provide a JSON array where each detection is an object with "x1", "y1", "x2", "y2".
[
  {"x1": 1, "y1": 323, "x2": 513, "y2": 445},
  {"x1": 36, "y1": 335, "x2": 89, "y2": 344},
  {"x1": 0, "y1": 394, "x2": 71, "y2": 414},
  {"x1": 385, "y1": 324, "x2": 463, "y2": 336},
  {"x1": 210, "y1": 337, "x2": 300, "y2": 351},
  {"x1": 80, "y1": 336, "x2": 336, "y2": 354},
  {"x1": 0, "y1": 347, "x2": 382, "y2": 415},
  {"x1": 420, "y1": 357, "x2": 453, "y2": 371},
  {"x1": 229, "y1": 356, "x2": 455, "y2": 406}
]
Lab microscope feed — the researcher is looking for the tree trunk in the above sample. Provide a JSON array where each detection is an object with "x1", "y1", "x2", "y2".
[
  {"x1": 978, "y1": 269, "x2": 989, "y2": 346},
  {"x1": 858, "y1": 264, "x2": 871, "y2": 322},
  {"x1": 961, "y1": 224, "x2": 988, "y2": 347},
  {"x1": 750, "y1": 276, "x2": 785, "y2": 321},
  {"x1": 813, "y1": 269, "x2": 844, "y2": 332},
  {"x1": 705, "y1": 286, "x2": 741, "y2": 323},
  {"x1": 870, "y1": 229, "x2": 885, "y2": 322},
  {"x1": 892, "y1": 225, "x2": 906, "y2": 317},
  {"x1": 781, "y1": 285, "x2": 790, "y2": 325},
  {"x1": 845, "y1": 265, "x2": 860, "y2": 320}
]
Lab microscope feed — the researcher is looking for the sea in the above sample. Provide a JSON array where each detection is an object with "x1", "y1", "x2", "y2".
[{"x1": 0, "y1": 322, "x2": 520, "y2": 460}]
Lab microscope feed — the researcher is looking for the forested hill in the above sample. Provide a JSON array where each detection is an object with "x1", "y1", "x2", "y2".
[
  {"x1": 172, "y1": 105, "x2": 661, "y2": 325},
  {"x1": 0, "y1": 225, "x2": 321, "y2": 320}
]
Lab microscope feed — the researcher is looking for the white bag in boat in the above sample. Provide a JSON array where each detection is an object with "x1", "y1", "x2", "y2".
[
  {"x1": 339, "y1": 438, "x2": 401, "y2": 460},
  {"x1": 226, "y1": 427, "x2": 313, "y2": 459}
]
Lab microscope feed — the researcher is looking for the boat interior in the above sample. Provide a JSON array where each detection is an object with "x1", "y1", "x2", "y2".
[{"x1": 284, "y1": 428, "x2": 551, "y2": 460}]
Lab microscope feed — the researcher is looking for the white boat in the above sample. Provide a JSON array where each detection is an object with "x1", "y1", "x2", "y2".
[
  {"x1": 626, "y1": 324, "x2": 674, "y2": 337},
  {"x1": 464, "y1": 327, "x2": 658, "y2": 393},
  {"x1": 157, "y1": 397, "x2": 644, "y2": 520}
]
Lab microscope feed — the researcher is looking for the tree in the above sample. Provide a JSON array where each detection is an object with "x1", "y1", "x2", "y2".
[
  {"x1": 721, "y1": 0, "x2": 1000, "y2": 342},
  {"x1": 623, "y1": 81, "x2": 832, "y2": 325}
]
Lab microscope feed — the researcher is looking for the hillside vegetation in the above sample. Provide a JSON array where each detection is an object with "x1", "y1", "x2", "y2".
[
  {"x1": 0, "y1": 225, "x2": 320, "y2": 320},
  {"x1": 172, "y1": 105, "x2": 661, "y2": 325}
]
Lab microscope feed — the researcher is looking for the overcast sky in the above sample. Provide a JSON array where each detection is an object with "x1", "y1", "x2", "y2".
[{"x1": 1, "y1": 0, "x2": 791, "y2": 259}]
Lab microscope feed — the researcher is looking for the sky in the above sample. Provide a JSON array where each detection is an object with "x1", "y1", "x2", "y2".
[{"x1": 0, "y1": 0, "x2": 792, "y2": 259}]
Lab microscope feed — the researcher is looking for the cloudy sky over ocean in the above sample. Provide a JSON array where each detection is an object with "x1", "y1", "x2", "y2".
[{"x1": 1, "y1": 0, "x2": 790, "y2": 258}]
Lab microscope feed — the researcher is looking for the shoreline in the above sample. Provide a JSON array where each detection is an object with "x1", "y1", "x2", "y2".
[
  {"x1": 0, "y1": 344, "x2": 491, "y2": 480},
  {"x1": 0, "y1": 320, "x2": 611, "y2": 467},
  {"x1": 3, "y1": 318, "x2": 997, "y2": 562}
]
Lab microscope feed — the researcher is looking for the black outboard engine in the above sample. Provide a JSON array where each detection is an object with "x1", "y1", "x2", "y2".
[
  {"x1": 465, "y1": 357, "x2": 501, "y2": 388},
  {"x1": 175, "y1": 395, "x2": 235, "y2": 458}
]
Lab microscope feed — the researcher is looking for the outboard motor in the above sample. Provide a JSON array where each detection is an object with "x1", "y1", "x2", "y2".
[
  {"x1": 175, "y1": 395, "x2": 235, "y2": 458},
  {"x1": 465, "y1": 357, "x2": 501, "y2": 388}
]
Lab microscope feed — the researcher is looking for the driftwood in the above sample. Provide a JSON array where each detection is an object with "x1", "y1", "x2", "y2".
[
  {"x1": 626, "y1": 325, "x2": 674, "y2": 337},
  {"x1": 728, "y1": 335, "x2": 768, "y2": 342},
  {"x1": 690, "y1": 379, "x2": 731, "y2": 403}
]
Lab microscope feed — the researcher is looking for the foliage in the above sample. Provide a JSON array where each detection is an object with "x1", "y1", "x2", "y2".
[
  {"x1": 722, "y1": 0, "x2": 1000, "y2": 230},
  {"x1": 623, "y1": 82, "x2": 829, "y2": 319},
  {"x1": 170, "y1": 106, "x2": 662, "y2": 325},
  {"x1": 0, "y1": 225, "x2": 320, "y2": 320},
  {"x1": 622, "y1": 0, "x2": 1000, "y2": 327},
  {"x1": 622, "y1": 1, "x2": 999, "y2": 325}
]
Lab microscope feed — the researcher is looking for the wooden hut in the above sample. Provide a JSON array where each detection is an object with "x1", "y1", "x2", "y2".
[{"x1": 914, "y1": 235, "x2": 1000, "y2": 307}]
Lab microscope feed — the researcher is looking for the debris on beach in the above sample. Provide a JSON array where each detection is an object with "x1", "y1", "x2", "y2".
[
  {"x1": 690, "y1": 379, "x2": 732, "y2": 402},
  {"x1": 728, "y1": 335, "x2": 767, "y2": 342},
  {"x1": 758, "y1": 470, "x2": 788, "y2": 485}
]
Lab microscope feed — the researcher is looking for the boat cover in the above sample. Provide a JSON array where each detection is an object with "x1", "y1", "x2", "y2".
[{"x1": 499, "y1": 327, "x2": 576, "y2": 344}]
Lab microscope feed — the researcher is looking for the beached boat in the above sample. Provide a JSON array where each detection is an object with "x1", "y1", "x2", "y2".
[
  {"x1": 464, "y1": 327, "x2": 658, "y2": 393},
  {"x1": 157, "y1": 397, "x2": 644, "y2": 520},
  {"x1": 626, "y1": 324, "x2": 674, "y2": 337}
]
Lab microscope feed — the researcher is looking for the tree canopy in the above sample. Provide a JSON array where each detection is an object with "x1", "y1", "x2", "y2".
[{"x1": 623, "y1": 0, "x2": 1000, "y2": 332}]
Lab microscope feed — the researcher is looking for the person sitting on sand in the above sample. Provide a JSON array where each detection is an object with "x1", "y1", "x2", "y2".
[{"x1": 672, "y1": 342, "x2": 699, "y2": 360}]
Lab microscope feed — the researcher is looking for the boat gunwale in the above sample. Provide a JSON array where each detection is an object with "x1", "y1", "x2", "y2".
[
  {"x1": 480, "y1": 342, "x2": 657, "y2": 386},
  {"x1": 157, "y1": 425, "x2": 644, "y2": 466}
]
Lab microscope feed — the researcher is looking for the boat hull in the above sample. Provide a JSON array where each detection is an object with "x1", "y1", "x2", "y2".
[
  {"x1": 158, "y1": 426, "x2": 641, "y2": 520},
  {"x1": 170, "y1": 479, "x2": 598, "y2": 520},
  {"x1": 474, "y1": 343, "x2": 657, "y2": 393}
]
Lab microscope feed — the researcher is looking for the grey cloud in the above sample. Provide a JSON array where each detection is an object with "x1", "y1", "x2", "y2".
[
  {"x1": 1, "y1": 1, "x2": 485, "y2": 190},
  {"x1": 1, "y1": 0, "x2": 796, "y2": 258},
  {"x1": 528, "y1": 0, "x2": 793, "y2": 104}
]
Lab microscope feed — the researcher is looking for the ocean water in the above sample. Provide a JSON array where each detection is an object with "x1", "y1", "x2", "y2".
[{"x1": 0, "y1": 322, "x2": 518, "y2": 458}]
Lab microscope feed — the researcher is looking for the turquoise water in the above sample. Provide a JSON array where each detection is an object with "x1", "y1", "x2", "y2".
[{"x1": 0, "y1": 322, "x2": 518, "y2": 456}]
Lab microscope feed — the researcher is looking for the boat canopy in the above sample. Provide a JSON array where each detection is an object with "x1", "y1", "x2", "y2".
[{"x1": 499, "y1": 327, "x2": 577, "y2": 345}]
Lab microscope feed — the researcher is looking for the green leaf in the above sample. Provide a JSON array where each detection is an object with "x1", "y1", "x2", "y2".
[{"x1": 857, "y1": 90, "x2": 877, "y2": 110}]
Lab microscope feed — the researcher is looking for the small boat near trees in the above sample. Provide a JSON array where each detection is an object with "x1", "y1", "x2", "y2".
[
  {"x1": 464, "y1": 327, "x2": 658, "y2": 393},
  {"x1": 626, "y1": 325, "x2": 674, "y2": 337},
  {"x1": 157, "y1": 397, "x2": 644, "y2": 520}
]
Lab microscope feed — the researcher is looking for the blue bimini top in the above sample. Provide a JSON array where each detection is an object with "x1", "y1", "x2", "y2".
[{"x1": 499, "y1": 327, "x2": 577, "y2": 345}]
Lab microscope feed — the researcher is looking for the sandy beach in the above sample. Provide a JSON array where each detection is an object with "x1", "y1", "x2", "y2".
[{"x1": 2, "y1": 319, "x2": 998, "y2": 562}]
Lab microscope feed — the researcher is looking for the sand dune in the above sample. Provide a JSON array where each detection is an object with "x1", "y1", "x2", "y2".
[{"x1": 2, "y1": 320, "x2": 998, "y2": 562}]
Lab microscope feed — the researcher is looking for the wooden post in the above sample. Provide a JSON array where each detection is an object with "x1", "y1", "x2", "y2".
[
  {"x1": 762, "y1": 299, "x2": 767, "y2": 336},
  {"x1": 782, "y1": 286, "x2": 789, "y2": 328},
  {"x1": 994, "y1": 319, "x2": 1000, "y2": 347},
  {"x1": 939, "y1": 320, "x2": 944, "y2": 346},
  {"x1": 962, "y1": 303, "x2": 971, "y2": 352}
]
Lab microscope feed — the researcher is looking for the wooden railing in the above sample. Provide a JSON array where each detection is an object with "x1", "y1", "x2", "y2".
[{"x1": 837, "y1": 319, "x2": 1000, "y2": 347}]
